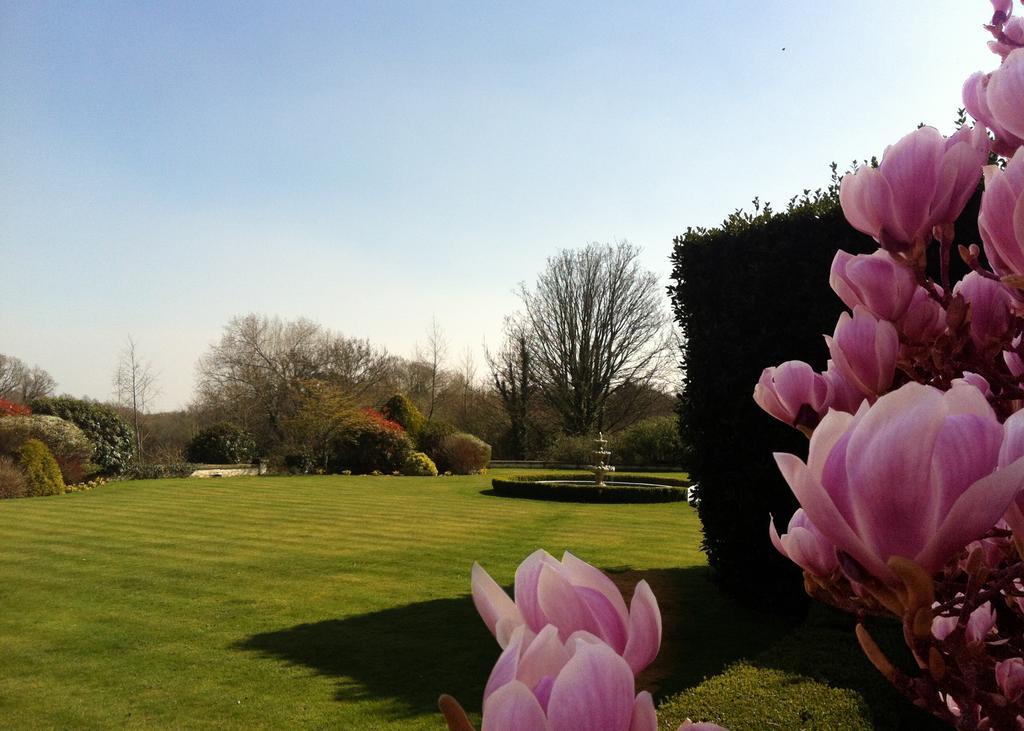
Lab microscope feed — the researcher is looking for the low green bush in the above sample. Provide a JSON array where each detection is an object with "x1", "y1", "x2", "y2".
[
  {"x1": 438, "y1": 433, "x2": 491, "y2": 474},
  {"x1": 401, "y1": 451, "x2": 438, "y2": 477},
  {"x1": 18, "y1": 438, "x2": 64, "y2": 496},
  {"x1": 0, "y1": 456, "x2": 28, "y2": 499},
  {"x1": 490, "y1": 473, "x2": 688, "y2": 503},
  {"x1": 185, "y1": 423, "x2": 255, "y2": 464},
  {"x1": 120, "y1": 463, "x2": 198, "y2": 480},
  {"x1": 657, "y1": 662, "x2": 872, "y2": 730}
]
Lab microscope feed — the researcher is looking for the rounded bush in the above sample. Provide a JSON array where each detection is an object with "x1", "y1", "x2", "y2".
[
  {"x1": 185, "y1": 423, "x2": 256, "y2": 464},
  {"x1": 438, "y1": 433, "x2": 491, "y2": 474},
  {"x1": 490, "y1": 473, "x2": 688, "y2": 503},
  {"x1": 330, "y1": 410, "x2": 413, "y2": 474},
  {"x1": 401, "y1": 451, "x2": 438, "y2": 477},
  {"x1": 417, "y1": 420, "x2": 458, "y2": 467},
  {"x1": 0, "y1": 456, "x2": 28, "y2": 499},
  {"x1": 380, "y1": 394, "x2": 425, "y2": 439},
  {"x1": 30, "y1": 397, "x2": 134, "y2": 475},
  {"x1": 0, "y1": 414, "x2": 92, "y2": 483},
  {"x1": 17, "y1": 438, "x2": 64, "y2": 496},
  {"x1": 610, "y1": 416, "x2": 684, "y2": 466}
]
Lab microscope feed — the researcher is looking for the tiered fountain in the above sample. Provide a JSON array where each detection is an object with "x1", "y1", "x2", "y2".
[{"x1": 587, "y1": 432, "x2": 615, "y2": 486}]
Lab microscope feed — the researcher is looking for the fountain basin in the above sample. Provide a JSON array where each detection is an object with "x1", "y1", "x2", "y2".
[{"x1": 489, "y1": 473, "x2": 689, "y2": 503}]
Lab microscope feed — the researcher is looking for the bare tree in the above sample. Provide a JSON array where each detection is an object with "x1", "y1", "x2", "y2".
[
  {"x1": 114, "y1": 336, "x2": 159, "y2": 463},
  {"x1": 518, "y1": 241, "x2": 672, "y2": 435},
  {"x1": 194, "y1": 314, "x2": 390, "y2": 450},
  {"x1": 486, "y1": 318, "x2": 535, "y2": 459},
  {"x1": 0, "y1": 354, "x2": 56, "y2": 404},
  {"x1": 415, "y1": 317, "x2": 448, "y2": 420}
]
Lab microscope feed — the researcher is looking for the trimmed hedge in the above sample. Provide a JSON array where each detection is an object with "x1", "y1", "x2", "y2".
[
  {"x1": 669, "y1": 181, "x2": 980, "y2": 608},
  {"x1": 490, "y1": 473, "x2": 688, "y2": 503}
]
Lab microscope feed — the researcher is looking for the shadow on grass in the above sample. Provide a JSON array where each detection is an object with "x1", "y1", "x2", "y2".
[{"x1": 235, "y1": 565, "x2": 798, "y2": 721}]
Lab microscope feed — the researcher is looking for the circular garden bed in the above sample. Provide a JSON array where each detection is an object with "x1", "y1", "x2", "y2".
[{"x1": 490, "y1": 473, "x2": 689, "y2": 503}]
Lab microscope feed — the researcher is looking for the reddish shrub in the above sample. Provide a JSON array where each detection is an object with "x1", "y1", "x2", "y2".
[{"x1": 0, "y1": 399, "x2": 30, "y2": 416}]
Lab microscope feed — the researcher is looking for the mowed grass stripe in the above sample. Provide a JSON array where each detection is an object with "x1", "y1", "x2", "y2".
[{"x1": 0, "y1": 473, "x2": 708, "y2": 730}]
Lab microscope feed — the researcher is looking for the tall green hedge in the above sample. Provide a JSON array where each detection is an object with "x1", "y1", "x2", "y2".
[{"x1": 669, "y1": 180, "x2": 982, "y2": 608}]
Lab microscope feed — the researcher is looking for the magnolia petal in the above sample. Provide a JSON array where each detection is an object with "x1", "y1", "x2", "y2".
[
  {"x1": 484, "y1": 626, "x2": 527, "y2": 701},
  {"x1": 629, "y1": 691, "x2": 658, "y2": 731},
  {"x1": 623, "y1": 580, "x2": 662, "y2": 674},
  {"x1": 472, "y1": 562, "x2": 523, "y2": 646},
  {"x1": 515, "y1": 549, "x2": 556, "y2": 631},
  {"x1": 774, "y1": 452, "x2": 893, "y2": 583},
  {"x1": 547, "y1": 642, "x2": 634, "y2": 731},
  {"x1": 517, "y1": 625, "x2": 571, "y2": 691},
  {"x1": 561, "y1": 551, "x2": 630, "y2": 629},
  {"x1": 482, "y1": 680, "x2": 550, "y2": 731},
  {"x1": 537, "y1": 563, "x2": 601, "y2": 641},
  {"x1": 917, "y1": 455, "x2": 1024, "y2": 573}
]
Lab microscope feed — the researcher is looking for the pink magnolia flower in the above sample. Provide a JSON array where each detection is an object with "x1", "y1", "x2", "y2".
[
  {"x1": 829, "y1": 249, "x2": 918, "y2": 321},
  {"x1": 774, "y1": 382, "x2": 1024, "y2": 586},
  {"x1": 932, "y1": 601, "x2": 996, "y2": 644},
  {"x1": 1006, "y1": 335, "x2": 1024, "y2": 377},
  {"x1": 979, "y1": 148, "x2": 1024, "y2": 278},
  {"x1": 769, "y1": 508, "x2": 838, "y2": 577},
  {"x1": 986, "y1": 0, "x2": 1024, "y2": 59},
  {"x1": 822, "y1": 360, "x2": 866, "y2": 415},
  {"x1": 953, "y1": 272, "x2": 1016, "y2": 349},
  {"x1": 996, "y1": 658, "x2": 1024, "y2": 703},
  {"x1": 825, "y1": 307, "x2": 899, "y2": 399},
  {"x1": 897, "y1": 285, "x2": 947, "y2": 343},
  {"x1": 951, "y1": 372, "x2": 993, "y2": 397},
  {"x1": 472, "y1": 550, "x2": 661, "y2": 673},
  {"x1": 753, "y1": 361, "x2": 831, "y2": 429},
  {"x1": 997, "y1": 408, "x2": 1024, "y2": 539},
  {"x1": 839, "y1": 125, "x2": 989, "y2": 248},
  {"x1": 479, "y1": 625, "x2": 658, "y2": 731}
]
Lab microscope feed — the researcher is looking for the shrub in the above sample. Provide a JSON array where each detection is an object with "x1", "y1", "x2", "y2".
[
  {"x1": 610, "y1": 416, "x2": 683, "y2": 466},
  {"x1": 17, "y1": 438, "x2": 64, "y2": 496},
  {"x1": 380, "y1": 394, "x2": 425, "y2": 439},
  {"x1": 401, "y1": 451, "x2": 438, "y2": 477},
  {"x1": 185, "y1": 422, "x2": 256, "y2": 464},
  {"x1": 417, "y1": 420, "x2": 458, "y2": 468},
  {"x1": 0, "y1": 399, "x2": 30, "y2": 416},
  {"x1": 330, "y1": 410, "x2": 413, "y2": 474},
  {"x1": 669, "y1": 182, "x2": 980, "y2": 607},
  {"x1": 438, "y1": 433, "x2": 491, "y2": 474},
  {"x1": 120, "y1": 463, "x2": 198, "y2": 480},
  {"x1": 545, "y1": 433, "x2": 598, "y2": 466},
  {"x1": 0, "y1": 456, "x2": 28, "y2": 499},
  {"x1": 0, "y1": 414, "x2": 92, "y2": 484},
  {"x1": 30, "y1": 397, "x2": 134, "y2": 475}
]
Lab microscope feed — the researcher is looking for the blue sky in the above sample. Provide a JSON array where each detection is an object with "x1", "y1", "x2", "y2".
[{"x1": 0, "y1": 0, "x2": 1001, "y2": 410}]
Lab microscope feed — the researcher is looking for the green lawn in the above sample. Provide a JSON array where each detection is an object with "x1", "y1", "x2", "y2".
[{"x1": 0, "y1": 472, "x2": 939, "y2": 729}]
